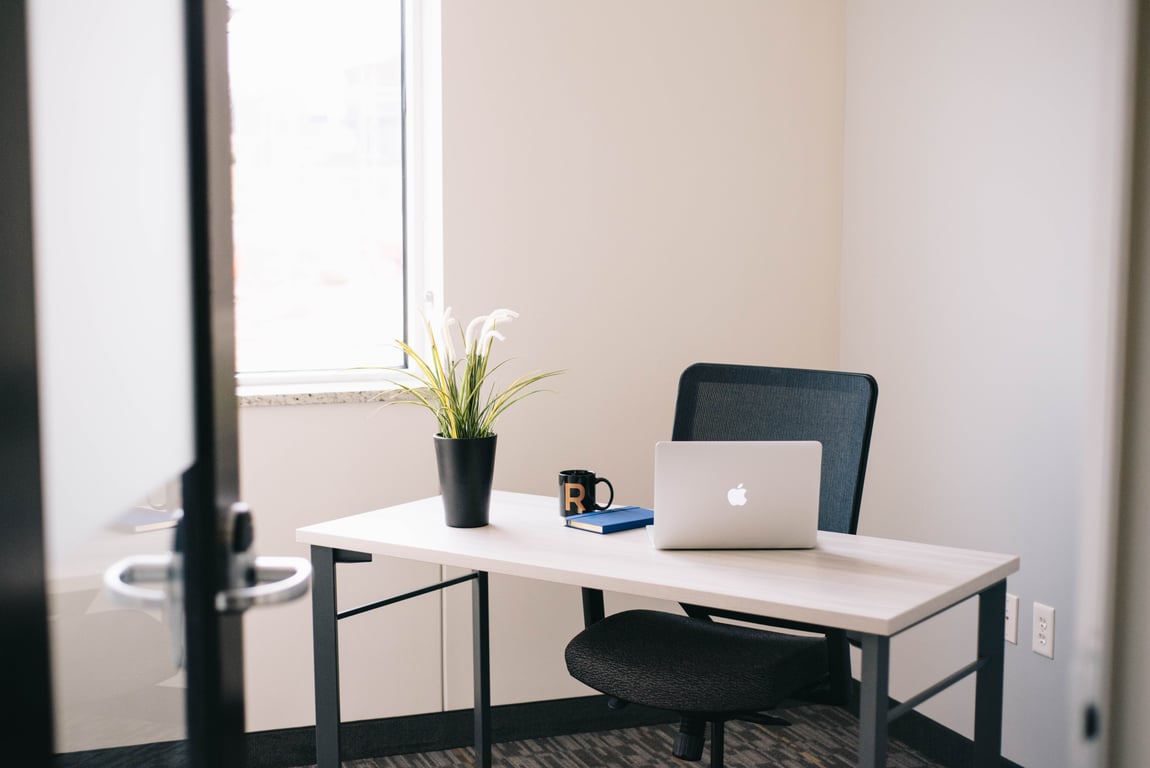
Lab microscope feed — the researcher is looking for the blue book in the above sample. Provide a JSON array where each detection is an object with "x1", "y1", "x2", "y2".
[{"x1": 565, "y1": 506, "x2": 654, "y2": 534}]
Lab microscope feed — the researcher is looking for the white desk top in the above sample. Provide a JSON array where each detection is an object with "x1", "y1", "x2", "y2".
[{"x1": 297, "y1": 491, "x2": 1019, "y2": 636}]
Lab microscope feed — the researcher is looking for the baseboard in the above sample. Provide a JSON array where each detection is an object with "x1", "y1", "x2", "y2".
[
  {"x1": 245, "y1": 694, "x2": 675, "y2": 768},
  {"x1": 55, "y1": 691, "x2": 1023, "y2": 768},
  {"x1": 55, "y1": 741, "x2": 188, "y2": 768},
  {"x1": 54, "y1": 695, "x2": 676, "y2": 768}
]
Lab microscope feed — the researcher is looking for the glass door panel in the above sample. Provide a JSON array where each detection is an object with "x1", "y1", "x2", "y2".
[{"x1": 49, "y1": 478, "x2": 187, "y2": 756}]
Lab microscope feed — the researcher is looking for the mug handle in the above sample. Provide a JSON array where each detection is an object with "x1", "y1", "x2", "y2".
[{"x1": 594, "y1": 477, "x2": 614, "y2": 510}]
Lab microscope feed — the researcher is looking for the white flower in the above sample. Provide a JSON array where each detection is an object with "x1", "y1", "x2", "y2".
[
  {"x1": 481, "y1": 329, "x2": 506, "y2": 348},
  {"x1": 463, "y1": 308, "x2": 518, "y2": 354},
  {"x1": 464, "y1": 313, "x2": 488, "y2": 355},
  {"x1": 435, "y1": 307, "x2": 458, "y2": 366},
  {"x1": 478, "y1": 308, "x2": 518, "y2": 351},
  {"x1": 488, "y1": 308, "x2": 519, "y2": 324}
]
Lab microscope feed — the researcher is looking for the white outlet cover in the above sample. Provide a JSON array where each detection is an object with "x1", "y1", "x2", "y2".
[{"x1": 1032, "y1": 602, "x2": 1055, "y2": 659}]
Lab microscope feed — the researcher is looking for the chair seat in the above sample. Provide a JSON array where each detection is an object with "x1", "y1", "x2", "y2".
[{"x1": 565, "y1": 610, "x2": 828, "y2": 716}]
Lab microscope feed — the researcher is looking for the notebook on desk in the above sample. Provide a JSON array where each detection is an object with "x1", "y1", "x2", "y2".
[{"x1": 649, "y1": 440, "x2": 822, "y2": 550}]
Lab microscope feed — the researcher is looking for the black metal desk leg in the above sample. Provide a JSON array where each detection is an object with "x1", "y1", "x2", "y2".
[
  {"x1": 974, "y1": 580, "x2": 1007, "y2": 766},
  {"x1": 311, "y1": 546, "x2": 341, "y2": 768},
  {"x1": 473, "y1": 570, "x2": 492, "y2": 768},
  {"x1": 580, "y1": 587, "x2": 605, "y2": 626},
  {"x1": 858, "y1": 633, "x2": 890, "y2": 768}
]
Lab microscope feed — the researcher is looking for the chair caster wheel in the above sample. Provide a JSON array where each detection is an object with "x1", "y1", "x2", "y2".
[{"x1": 673, "y1": 719, "x2": 705, "y2": 761}]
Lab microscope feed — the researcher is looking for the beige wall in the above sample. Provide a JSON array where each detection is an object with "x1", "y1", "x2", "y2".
[
  {"x1": 240, "y1": 402, "x2": 444, "y2": 730},
  {"x1": 438, "y1": 0, "x2": 844, "y2": 503},
  {"x1": 240, "y1": 0, "x2": 846, "y2": 731},
  {"x1": 839, "y1": 2, "x2": 1134, "y2": 767},
  {"x1": 440, "y1": 0, "x2": 846, "y2": 708}
]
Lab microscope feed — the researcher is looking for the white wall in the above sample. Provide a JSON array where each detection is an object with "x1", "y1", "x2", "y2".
[
  {"x1": 437, "y1": 0, "x2": 846, "y2": 706},
  {"x1": 240, "y1": 0, "x2": 846, "y2": 729},
  {"x1": 439, "y1": 0, "x2": 846, "y2": 494},
  {"x1": 839, "y1": 2, "x2": 1133, "y2": 767},
  {"x1": 239, "y1": 403, "x2": 444, "y2": 730},
  {"x1": 444, "y1": 0, "x2": 846, "y2": 709}
]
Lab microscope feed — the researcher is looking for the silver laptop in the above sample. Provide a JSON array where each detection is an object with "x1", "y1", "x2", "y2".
[{"x1": 650, "y1": 440, "x2": 822, "y2": 550}]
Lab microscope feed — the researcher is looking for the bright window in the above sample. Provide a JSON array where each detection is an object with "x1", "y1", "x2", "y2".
[{"x1": 227, "y1": 0, "x2": 422, "y2": 387}]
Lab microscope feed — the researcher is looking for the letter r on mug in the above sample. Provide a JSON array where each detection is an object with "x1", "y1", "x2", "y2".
[{"x1": 564, "y1": 483, "x2": 586, "y2": 514}]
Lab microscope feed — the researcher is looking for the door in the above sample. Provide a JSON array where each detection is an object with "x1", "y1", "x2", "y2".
[{"x1": 0, "y1": 1, "x2": 306, "y2": 765}]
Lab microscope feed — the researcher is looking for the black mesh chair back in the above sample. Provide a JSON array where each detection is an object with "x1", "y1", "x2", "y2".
[{"x1": 671, "y1": 363, "x2": 877, "y2": 535}]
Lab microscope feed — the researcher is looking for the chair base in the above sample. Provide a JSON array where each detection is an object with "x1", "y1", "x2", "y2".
[{"x1": 670, "y1": 712, "x2": 792, "y2": 766}]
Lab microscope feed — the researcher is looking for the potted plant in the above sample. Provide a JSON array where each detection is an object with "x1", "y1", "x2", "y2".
[{"x1": 388, "y1": 308, "x2": 562, "y2": 527}]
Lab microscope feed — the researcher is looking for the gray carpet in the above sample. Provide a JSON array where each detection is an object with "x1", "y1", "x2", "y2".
[{"x1": 325, "y1": 705, "x2": 942, "y2": 767}]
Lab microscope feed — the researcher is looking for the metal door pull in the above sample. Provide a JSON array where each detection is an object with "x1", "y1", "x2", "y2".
[
  {"x1": 104, "y1": 553, "x2": 311, "y2": 613},
  {"x1": 103, "y1": 553, "x2": 176, "y2": 609},
  {"x1": 215, "y1": 556, "x2": 312, "y2": 612}
]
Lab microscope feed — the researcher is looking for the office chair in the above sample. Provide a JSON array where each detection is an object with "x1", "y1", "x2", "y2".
[{"x1": 564, "y1": 363, "x2": 878, "y2": 767}]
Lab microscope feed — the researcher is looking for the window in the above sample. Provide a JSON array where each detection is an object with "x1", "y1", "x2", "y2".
[{"x1": 227, "y1": 0, "x2": 439, "y2": 390}]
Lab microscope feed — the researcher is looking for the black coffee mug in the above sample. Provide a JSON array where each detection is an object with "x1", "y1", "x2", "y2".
[{"x1": 558, "y1": 469, "x2": 614, "y2": 516}]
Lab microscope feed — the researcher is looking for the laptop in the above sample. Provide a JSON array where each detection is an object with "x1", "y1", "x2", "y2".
[{"x1": 650, "y1": 440, "x2": 822, "y2": 550}]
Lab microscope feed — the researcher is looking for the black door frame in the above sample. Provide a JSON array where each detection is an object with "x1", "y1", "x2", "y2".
[
  {"x1": 0, "y1": 1, "x2": 55, "y2": 762},
  {"x1": 183, "y1": 0, "x2": 246, "y2": 765}
]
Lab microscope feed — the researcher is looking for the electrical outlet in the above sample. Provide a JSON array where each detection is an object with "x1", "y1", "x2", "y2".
[
  {"x1": 1033, "y1": 602, "x2": 1055, "y2": 659},
  {"x1": 1004, "y1": 593, "x2": 1019, "y2": 644}
]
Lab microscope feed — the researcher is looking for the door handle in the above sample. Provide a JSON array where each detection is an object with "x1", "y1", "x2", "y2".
[
  {"x1": 103, "y1": 502, "x2": 312, "y2": 614},
  {"x1": 103, "y1": 550, "x2": 185, "y2": 667},
  {"x1": 214, "y1": 555, "x2": 312, "y2": 612},
  {"x1": 102, "y1": 502, "x2": 311, "y2": 669},
  {"x1": 104, "y1": 552, "x2": 312, "y2": 612},
  {"x1": 103, "y1": 552, "x2": 177, "y2": 609}
]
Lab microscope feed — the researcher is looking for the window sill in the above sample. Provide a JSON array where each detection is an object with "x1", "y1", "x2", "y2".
[{"x1": 237, "y1": 379, "x2": 411, "y2": 408}]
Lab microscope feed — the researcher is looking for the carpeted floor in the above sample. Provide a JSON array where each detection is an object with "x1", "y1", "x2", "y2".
[{"x1": 322, "y1": 705, "x2": 943, "y2": 767}]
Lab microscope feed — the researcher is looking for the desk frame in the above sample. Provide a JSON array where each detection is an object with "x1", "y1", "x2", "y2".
[
  {"x1": 310, "y1": 547, "x2": 493, "y2": 768},
  {"x1": 301, "y1": 494, "x2": 1016, "y2": 768}
]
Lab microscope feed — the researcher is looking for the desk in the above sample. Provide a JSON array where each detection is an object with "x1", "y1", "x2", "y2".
[{"x1": 297, "y1": 491, "x2": 1019, "y2": 768}]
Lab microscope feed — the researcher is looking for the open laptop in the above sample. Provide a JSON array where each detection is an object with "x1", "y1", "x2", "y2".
[{"x1": 650, "y1": 440, "x2": 822, "y2": 550}]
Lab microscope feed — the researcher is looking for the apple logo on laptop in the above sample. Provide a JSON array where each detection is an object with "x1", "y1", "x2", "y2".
[{"x1": 727, "y1": 483, "x2": 748, "y2": 507}]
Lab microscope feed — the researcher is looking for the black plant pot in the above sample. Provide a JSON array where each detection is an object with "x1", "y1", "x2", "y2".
[{"x1": 434, "y1": 434, "x2": 497, "y2": 528}]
